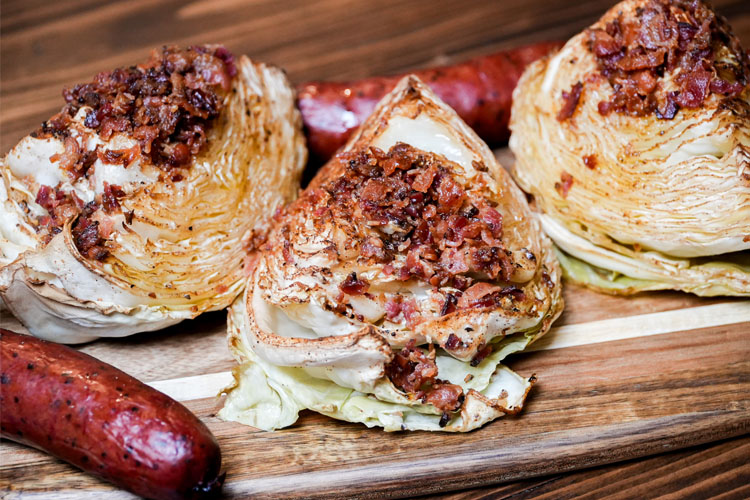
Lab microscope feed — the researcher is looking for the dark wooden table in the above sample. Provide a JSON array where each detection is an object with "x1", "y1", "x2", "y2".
[{"x1": 2, "y1": 1, "x2": 749, "y2": 498}]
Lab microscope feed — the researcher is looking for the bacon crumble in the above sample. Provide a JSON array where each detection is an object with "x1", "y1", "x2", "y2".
[
  {"x1": 588, "y1": 0, "x2": 749, "y2": 119},
  {"x1": 33, "y1": 45, "x2": 236, "y2": 179},
  {"x1": 385, "y1": 340, "x2": 464, "y2": 413},
  {"x1": 317, "y1": 143, "x2": 514, "y2": 291},
  {"x1": 470, "y1": 343, "x2": 494, "y2": 367},
  {"x1": 339, "y1": 272, "x2": 369, "y2": 295},
  {"x1": 557, "y1": 81, "x2": 583, "y2": 121},
  {"x1": 71, "y1": 202, "x2": 109, "y2": 261},
  {"x1": 555, "y1": 171, "x2": 574, "y2": 198},
  {"x1": 28, "y1": 46, "x2": 236, "y2": 261},
  {"x1": 582, "y1": 154, "x2": 598, "y2": 169},
  {"x1": 33, "y1": 183, "x2": 126, "y2": 259}
]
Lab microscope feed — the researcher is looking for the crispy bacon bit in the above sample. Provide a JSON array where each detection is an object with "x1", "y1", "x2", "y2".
[
  {"x1": 318, "y1": 143, "x2": 512, "y2": 289},
  {"x1": 555, "y1": 171, "x2": 574, "y2": 198},
  {"x1": 102, "y1": 183, "x2": 126, "y2": 214},
  {"x1": 99, "y1": 145, "x2": 140, "y2": 166},
  {"x1": 411, "y1": 164, "x2": 438, "y2": 192},
  {"x1": 457, "y1": 282, "x2": 501, "y2": 309},
  {"x1": 440, "y1": 293, "x2": 458, "y2": 316},
  {"x1": 281, "y1": 239, "x2": 293, "y2": 264},
  {"x1": 339, "y1": 272, "x2": 369, "y2": 295},
  {"x1": 94, "y1": 212, "x2": 115, "y2": 239},
  {"x1": 425, "y1": 383, "x2": 465, "y2": 414},
  {"x1": 386, "y1": 340, "x2": 464, "y2": 413},
  {"x1": 35, "y1": 45, "x2": 235, "y2": 172},
  {"x1": 34, "y1": 182, "x2": 123, "y2": 259},
  {"x1": 444, "y1": 333, "x2": 462, "y2": 350},
  {"x1": 49, "y1": 136, "x2": 82, "y2": 171},
  {"x1": 400, "y1": 298, "x2": 422, "y2": 329},
  {"x1": 386, "y1": 340, "x2": 438, "y2": 393},
  {"x1": 588, "y1": 0, "x2": 749, "y2": 119},
  {"x1": 361, "y1": 237, "x2": 387, "y2": 260},
  {"x1": 583, "y1": 154, "x2": 598, "y2": 169},
  {"x1": 71, "y1": 203, "x2": 109, "y2": 261},
  {"x1": 457, "y1": 282, "x2": 525, "y2": 310},
  {"x1": 470, "y1": 343, "x2": 494, "y2": 367},
  {"x1": 557, "y1": 81, "x2": 583, "y2": 121},
  {"x1": 384, "y1": 296, "x2": 403, "y2": 321},
  {"x1": 436, "y1": 175, "x2": 465, "y2": 210},
  {"x1": 34, "y1": 185, "x2": 80, "y2": 242}
]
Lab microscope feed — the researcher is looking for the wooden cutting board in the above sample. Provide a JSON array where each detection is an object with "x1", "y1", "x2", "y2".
[{"x1": 1, "y1": 269, "x2": 748, "y2": 498}]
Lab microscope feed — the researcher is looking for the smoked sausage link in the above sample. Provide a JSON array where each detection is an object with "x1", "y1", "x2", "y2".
[
  {"x1": 0, "y1": 329, "x2": 224, "y2": 500},
  {"x1": 296, "y1": 41, "x2": 563, "y2": 163}
]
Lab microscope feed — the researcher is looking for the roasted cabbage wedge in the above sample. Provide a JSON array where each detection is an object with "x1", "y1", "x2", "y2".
[
  {"x1": 0, "y1": 46, "x2": 306, "y2": 342},
  {"x1": 219, "y1": 76, "x2": 563, "y2": 432},
  {"x1": 510, "y1": 0, "x2": 750, "y2": 296}
]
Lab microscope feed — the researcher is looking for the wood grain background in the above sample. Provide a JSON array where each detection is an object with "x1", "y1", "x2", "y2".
[
  {"x1": 2, "y1": 0, "x2": 749, "y2": 153},
  {"x1": 2, "y1": 0, "x2": 750, "y2": 498}
]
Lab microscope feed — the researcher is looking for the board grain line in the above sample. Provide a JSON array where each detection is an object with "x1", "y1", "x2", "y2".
[
  {"x1": 432, "y1": 437, "x2": 750, "y2": 499},
  {"x1": 529, "y1": 301, "x2": 750, "y2": 351},
  {"x1": 218, "y1": 411, "x2": 750, "y2": 499},
  {"x1": 141, "y1": 301, "x2": 750, "y2": 402}
]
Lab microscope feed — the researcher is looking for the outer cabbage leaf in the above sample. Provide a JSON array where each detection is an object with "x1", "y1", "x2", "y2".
[
  {"x1": 220, "y1": 297, "x2": 534, "y2": 432},
  {"x1": 546, "y1": 216, "x2": 750, "y2": 296}
]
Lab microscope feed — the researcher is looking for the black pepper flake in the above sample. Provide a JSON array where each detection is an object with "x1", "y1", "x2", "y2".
[
  {"x1": 26, "y1": 363, "x2": 34, "y2": 370},
  {"x1": 438, "y1": 412, "x2": 451, "y2": 427},
  {"x1": 440, "y1": 293, "x2": 457, "y2": 316}
]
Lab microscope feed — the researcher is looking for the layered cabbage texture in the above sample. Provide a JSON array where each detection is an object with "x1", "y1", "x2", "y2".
[
  {"x1": 219, "y1": 76, "x2": 563, "y2": 432},
  {"x1": 510, "y1": 0, "x2": 750, "y2": 296},
  {"x1": 0, "y1": 46, "x2": 306, "y2": 342}
]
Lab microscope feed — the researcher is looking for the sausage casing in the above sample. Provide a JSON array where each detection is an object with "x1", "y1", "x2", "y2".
[
  {"x1": 0, "y1": 329, "x2": 224, "y2": 500},
  {"x1": 297, "y1": 41, "x2": 562, "y2": 162}
]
